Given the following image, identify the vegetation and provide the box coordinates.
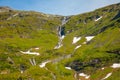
[0,3,120,80]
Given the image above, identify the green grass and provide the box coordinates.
[0,3,120,80]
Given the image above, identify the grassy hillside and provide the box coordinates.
[0,3,120,80]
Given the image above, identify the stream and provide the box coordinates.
[39,16,85,80]
[54,16,69,49]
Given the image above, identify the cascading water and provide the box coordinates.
[39,17,70,80]
[54,16,69,49]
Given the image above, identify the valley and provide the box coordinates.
[0,3,120,80]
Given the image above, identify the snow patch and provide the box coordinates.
[39,60,51,68]
[34,47,39,50]
[21,71,23,74]
[20,50,39,55]
[101,67,105,70]
[85,36,95,42]
[82,42,87,44]
[79,73,90,79]
[72,37,81,44]
[65,67,72,70]
[75,45,81,49]
[101,73,112,80]
[95,16,102,22]
[54,43,63,49]
[111,63,120,68]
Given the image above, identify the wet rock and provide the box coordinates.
[20,64,26,73]
[68,60,84,71]
[17,77,22,80]
[67,58,101,72]
[98,23,114,33]
[106,50,120,55]
[89,58,101,67]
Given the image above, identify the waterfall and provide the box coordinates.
[54,16,69,49]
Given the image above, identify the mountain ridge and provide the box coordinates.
[0,3,120,80]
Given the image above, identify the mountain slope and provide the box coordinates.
[0,3,120,80]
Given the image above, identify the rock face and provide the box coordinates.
[0,6,13,12]
[67,58,101,71]
[106,50,120,55]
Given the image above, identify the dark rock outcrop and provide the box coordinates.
[106,50,120,55]
[111,11,120,20]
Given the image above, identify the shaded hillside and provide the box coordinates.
[64,3,120,36]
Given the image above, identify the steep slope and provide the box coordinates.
[0,3,120,80]
[64,3,120,35]
[0,7,64,80]
[61,3,120,80]
[0,7,63,52]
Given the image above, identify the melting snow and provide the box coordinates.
[85,36,95,42]
[20,50,39,55]
[82,42,87,44]
[101,67,105,70]
[21,71,23,74]
[39,60,51,68]
[101,73,112,80]
[54,44,63,49]
[72,37,81,44]
[34,47,39,50]
[111,63,120,68]
[75,45,81,49]
[95,16,102,22]
[65,67,72,70]
[79,73,90,79]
